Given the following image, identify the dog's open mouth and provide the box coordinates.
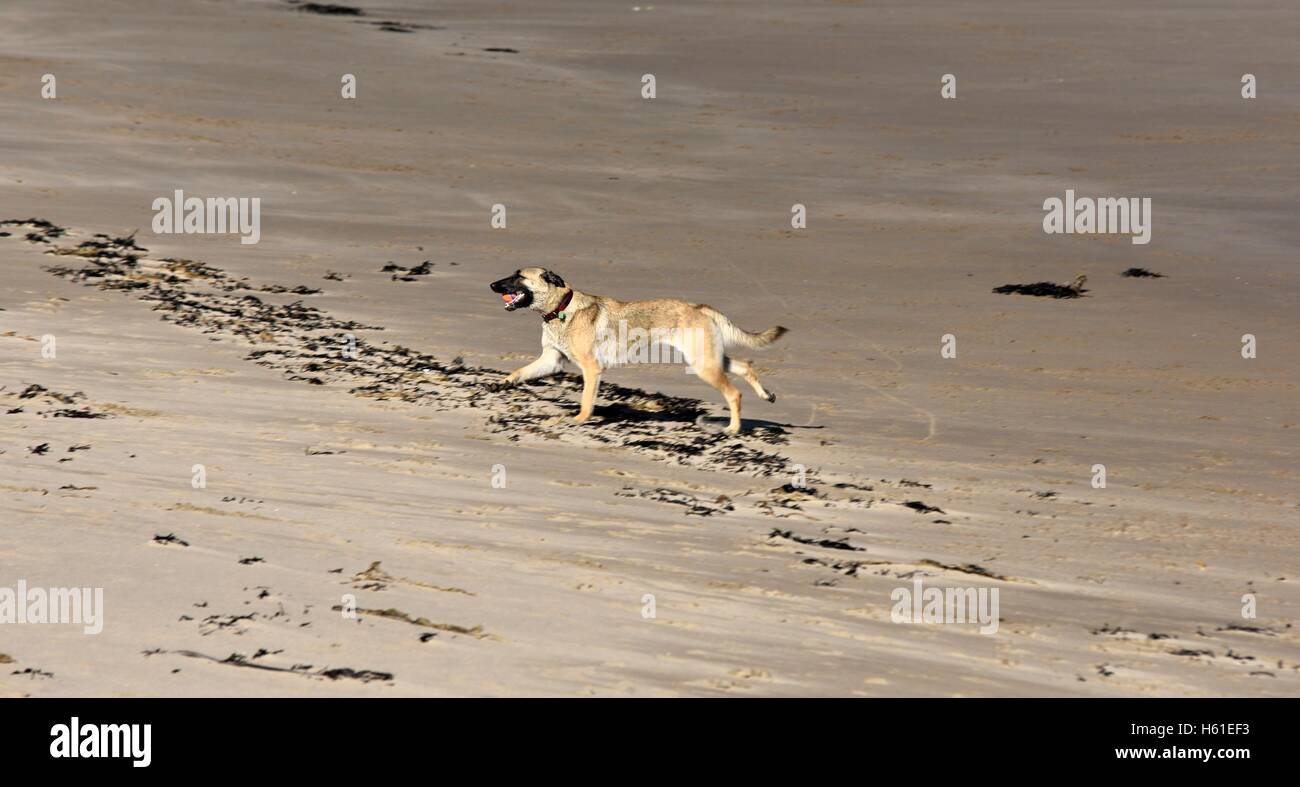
[490,274,533,311]
[501,290,530,311]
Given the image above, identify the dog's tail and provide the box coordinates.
[701,307,789,350]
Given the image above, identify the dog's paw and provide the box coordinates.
[763,391,777,403]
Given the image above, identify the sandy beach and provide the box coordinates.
[1,0,1297,696]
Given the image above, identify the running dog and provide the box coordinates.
[489,267,787,434]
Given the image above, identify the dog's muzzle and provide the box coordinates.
[490,275,532,311]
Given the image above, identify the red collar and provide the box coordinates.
[542,289,573,322]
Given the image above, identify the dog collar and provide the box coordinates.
[542,289,573,323]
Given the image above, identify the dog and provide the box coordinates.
[489,267,787,434]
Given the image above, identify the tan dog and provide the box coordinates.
[490,267,787,434]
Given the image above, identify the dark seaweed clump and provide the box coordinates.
[294,2,364,16]
[992,281,1086,299]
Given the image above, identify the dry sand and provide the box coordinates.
[1,0,1297,696]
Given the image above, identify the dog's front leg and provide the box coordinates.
[493,346,563,390]
[573,358,601,423]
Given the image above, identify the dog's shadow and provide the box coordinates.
[694,415,823,439]
[595,400,707,426]
[536,377,816,442]
[593,403,819,445]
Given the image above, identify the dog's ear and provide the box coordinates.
[541,270,566,289]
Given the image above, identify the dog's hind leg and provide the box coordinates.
[696,355,743,434]
[725,356,775,403]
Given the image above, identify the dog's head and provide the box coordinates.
[490,267,566,312]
